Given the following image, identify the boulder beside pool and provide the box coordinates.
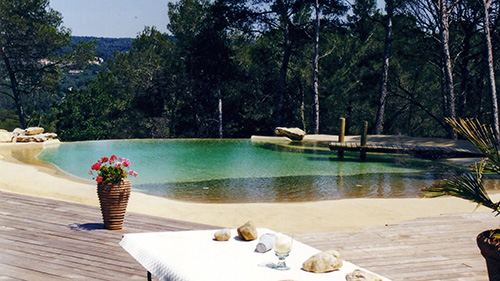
[274,127,306,141]
[25,127,44,135]
[0,127,57,143]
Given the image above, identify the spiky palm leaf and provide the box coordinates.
[446,117,500,172]
[423,160,500,215]
[422,118,500,215]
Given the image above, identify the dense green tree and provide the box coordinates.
[0,0,94,129]
[310,0,348,134]
[406,0,459,138]
[49,0,500,141]
[222,0,316,129]
[168,0,235,138]
[108,27,173,138]
[56,70,118,141]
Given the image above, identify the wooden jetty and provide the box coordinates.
[329,118,482,160]
[329,141,483,159]
[0,190,495,280]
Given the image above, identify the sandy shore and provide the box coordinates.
[1,138,499,234]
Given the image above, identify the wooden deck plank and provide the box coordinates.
[329,141,482,159]
[0,190,496,280]
[296,211,496,281]
[0,191,216,280]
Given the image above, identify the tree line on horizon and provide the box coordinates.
[1,0,500,141]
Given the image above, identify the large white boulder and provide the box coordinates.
[26,127,44,135]
[16,133,57,142]
[274,127,306,141]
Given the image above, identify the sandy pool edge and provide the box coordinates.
[1,140,499,234]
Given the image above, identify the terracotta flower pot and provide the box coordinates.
[477,229,500,281]
[97,179,131,230]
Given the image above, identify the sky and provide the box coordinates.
[50,0,386,38]
[49,0,174,38]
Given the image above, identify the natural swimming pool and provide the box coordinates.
[37,139,467,203]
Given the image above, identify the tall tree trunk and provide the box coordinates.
[217,75,223,139]
[0,41,27,128]
[312,0,320,134]
[375,0,393,135]
[483,0,500,139]
[439,0,457,139]
[300,79,307,132]
[275,0,291,129]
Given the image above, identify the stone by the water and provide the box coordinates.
[0,131,13,142]
[345,269,383,281]
[26,127,44,135]
[302,250,343,273]
[237,220,258,241]
[16,133,57,143]
[0,127,57,143]
[274,127,306,141]
[214,229,231,241]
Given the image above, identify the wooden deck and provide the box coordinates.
[1,190,497,280]
[297,211,497,281]
[0,191,216,280]
[329,141,483,159]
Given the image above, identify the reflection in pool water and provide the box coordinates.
[37,139,471,203]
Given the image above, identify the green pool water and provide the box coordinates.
[37,139,465,203]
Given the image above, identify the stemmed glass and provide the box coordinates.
[273,233,293,270]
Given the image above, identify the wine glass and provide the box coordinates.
[273,233,293,270]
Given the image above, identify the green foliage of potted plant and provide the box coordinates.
[423,118,500,281]
[90,155,138,230]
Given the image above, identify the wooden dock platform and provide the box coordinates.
[329,141,483,159]
[0,190,496,280]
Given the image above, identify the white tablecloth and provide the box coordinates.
[120,228,391,281]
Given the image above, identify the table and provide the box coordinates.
[120,228,391,281]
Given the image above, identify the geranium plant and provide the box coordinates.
[90,155,138,184]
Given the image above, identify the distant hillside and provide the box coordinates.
[72,36,134,61]
[57,37,133,93]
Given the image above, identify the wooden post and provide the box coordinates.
[360,121,368,161]
[338,117,345,159]
[339,118,345,143]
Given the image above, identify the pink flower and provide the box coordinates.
[91,162,102,171]
[90,155,138,183]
